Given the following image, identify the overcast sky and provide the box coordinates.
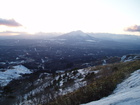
[0,0,140,35]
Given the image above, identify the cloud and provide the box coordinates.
[0,31,20,33]
[0,31,26,36]
[124,25,140,32]
[0,18,22,27]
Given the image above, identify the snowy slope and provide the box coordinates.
[82,69,140,105]
[121,55,140,62]
[0,65,32,87]
[16,68,100,105]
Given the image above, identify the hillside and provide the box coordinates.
[47,59,140,105]
[0,56,140,105]
[83,69,140,105]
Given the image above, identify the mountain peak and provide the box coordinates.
[70,30,84,34]
[56,30,95,41]
[67,30,86,36]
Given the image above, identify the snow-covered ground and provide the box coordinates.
[82,69,140,105]
[0,65,32,87]
[121,55,140,62]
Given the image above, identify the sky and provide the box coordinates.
[0,0,140,35]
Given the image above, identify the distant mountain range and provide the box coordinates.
[0,30,140,42]
[0,30,140,50]
[89,33,140,44]
[50,30,140,50]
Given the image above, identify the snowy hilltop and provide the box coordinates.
[83,69,140,105]
[0,65,32,87]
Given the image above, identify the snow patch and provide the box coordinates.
[90,70,99,74]
[0,65,32,87]
[121,55,127,62]
[102,60,107,65]
[86,40,96,42]
[121,55,140,62]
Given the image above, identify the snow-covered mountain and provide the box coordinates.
[83,69,140,105]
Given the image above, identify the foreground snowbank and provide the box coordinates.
[82,69,140,105]
[0,65,32,87]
